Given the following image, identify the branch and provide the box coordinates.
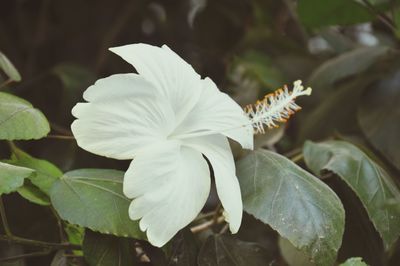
[190,216,225,234]
[361,0,397,32]
[46,134,75,140]
[0,250,51,262]
[0,235,81,250]
[50,207,67,242]
[192,211,217,223]
[50,122,73,136]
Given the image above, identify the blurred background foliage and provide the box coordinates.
[1,0,400,265]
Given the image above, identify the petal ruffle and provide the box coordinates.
[183,134,243,233]
[174,77,254,149]
[109,44,202,123]
[71,77,175,159]
[124,141,210,247]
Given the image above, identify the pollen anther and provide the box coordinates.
[245,80,312,134]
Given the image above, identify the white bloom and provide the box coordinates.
[71,43,254,247]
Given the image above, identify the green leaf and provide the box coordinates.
[17,182,51,206]
[4,146,62,205]
[7,146,62,195]
[357,71,400,170]
[50,169,145,240]
[0,92,50,140]
[167,229,199,266]
[64,223,84,247]
[303,140,400,249]
[0,51,21,82]
[298,0,373,28]
[339,257,368,266]
[197,235,273,266]
[0,162,34,195]
[308,46,389,96]
[82,230,135,266]
[64,223,84,256]
[236,150,345,266]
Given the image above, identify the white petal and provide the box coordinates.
[83,73,156,102]
[183,134,243,233]
[71,92,175,160]
[125,141,211,247]
[109,43,202,123]
[174,77,254,149]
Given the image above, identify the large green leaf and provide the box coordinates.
[50,169,145,239]
[303,140,400,249]
[298,0,373,28]
[357,71,400,170]
[82,230,135,266]
[0,51,21,82]
[0,162,34,195]
[0,92,50,140]
[236,150,345,266]
[197,235,273,266]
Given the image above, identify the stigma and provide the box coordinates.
[244,80,312,134]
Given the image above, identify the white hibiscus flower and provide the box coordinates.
[71,43,254,247]
[71,43,311,247]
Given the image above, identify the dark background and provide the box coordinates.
[1,0,400,265]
